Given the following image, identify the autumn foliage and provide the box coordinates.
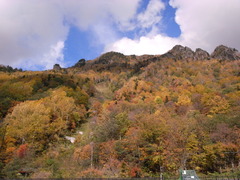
[16,144,28,158]
[0,57,240,178]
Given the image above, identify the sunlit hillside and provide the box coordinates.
[0,45,240,178]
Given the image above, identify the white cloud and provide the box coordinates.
[14,41,65,70]
[1,0,240,70]
[41,41,65,70]
[61,0,140,30]
[105,35,180,55]
[107,0,240,55]
[170,0,240,52]
[137,0,165,29]
[0,0,68,69]
[0,0,141,69]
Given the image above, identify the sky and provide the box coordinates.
[0,0,240,70]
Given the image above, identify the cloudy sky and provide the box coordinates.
[1,0,240,70]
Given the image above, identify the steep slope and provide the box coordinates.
[1,45,240,179]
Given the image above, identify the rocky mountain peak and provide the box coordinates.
[169,45,195,59]
[166,44,240,61]
[53,64,61,71]
[164,45,208,60]
[211,45,240,60]
[194,48,210,60]
[68,45,239,73]
[74,59,86,67]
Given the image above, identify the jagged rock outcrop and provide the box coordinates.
[53,64,61,71]
[162,45,210,60]
[69,45,239,73]
[74,59,86,67]
[166,45,195,60]
[194,48,210,60]
[211,45,240,60]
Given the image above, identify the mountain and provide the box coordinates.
[0,64,22,72]
[1,45,240,179]
[211,45,240,60]
[53,64,62,71]
[55,45,239,72]
[161,45,212,60]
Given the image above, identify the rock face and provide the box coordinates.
[68,45,239,72]
[211,45,240,60]
[74,59,86,67]
[167,45,195,60]
[165,44,240,61]
[194,48,210,60]
[162,45,210,60]
[53,64,61,71]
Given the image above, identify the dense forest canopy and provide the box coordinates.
[0,45,240,178]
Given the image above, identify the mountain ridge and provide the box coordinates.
[1,45,239,72]
[52,44,240,72]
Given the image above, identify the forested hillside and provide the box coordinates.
[0,45,240,178]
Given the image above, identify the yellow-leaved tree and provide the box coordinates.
[5,88,86,152]
[201,93,230,115]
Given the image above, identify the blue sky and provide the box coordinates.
[63,0,181,67]
[0,0,240,70]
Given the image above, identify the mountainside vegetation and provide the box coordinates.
[0,45,240,178]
